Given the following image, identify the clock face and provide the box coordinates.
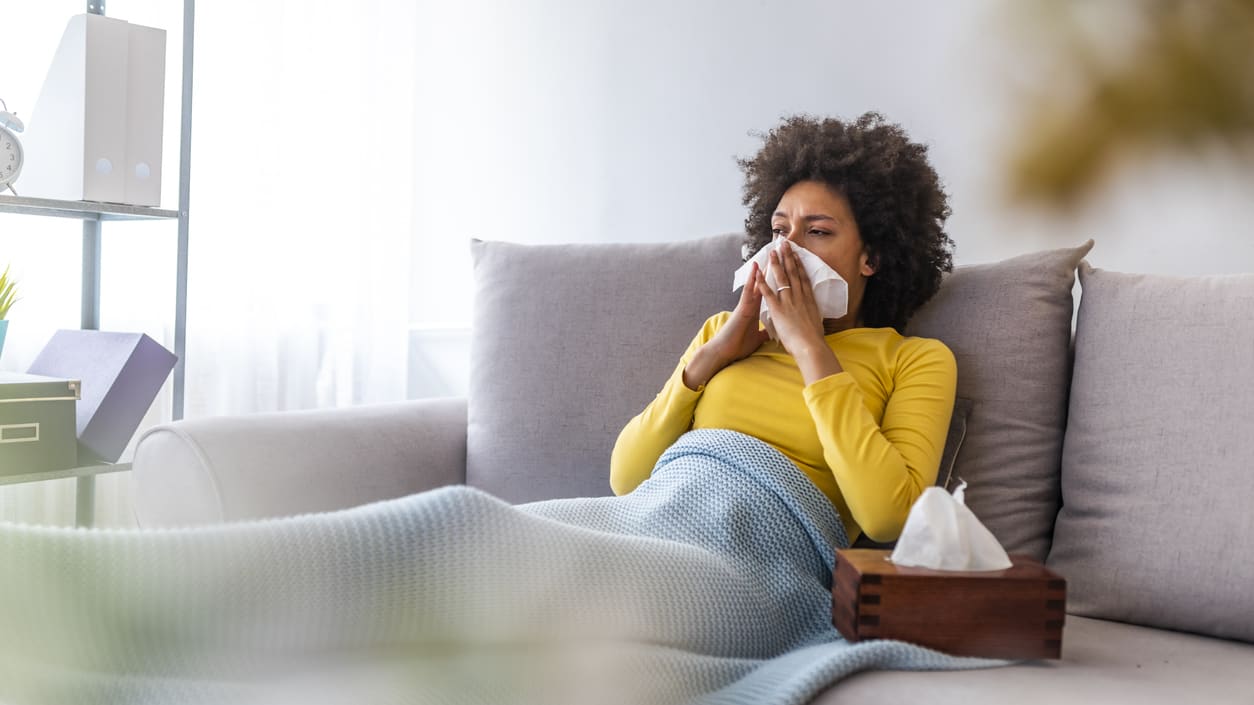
[1,127,22,187]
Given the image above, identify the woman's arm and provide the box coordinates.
[609,315,723,495]
[611,263,772,495]
[804,339,957,541]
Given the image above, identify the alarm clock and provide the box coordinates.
[0,98,25,195]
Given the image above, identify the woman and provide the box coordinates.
[610,112,957,545]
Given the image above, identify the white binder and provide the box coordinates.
[124,22,166,206]
[18,14,166,207]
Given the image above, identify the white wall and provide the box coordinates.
[410,0,1254,313]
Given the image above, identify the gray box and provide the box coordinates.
[0,372,81,476]
[27,330,177,463]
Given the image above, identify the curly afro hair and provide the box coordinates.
[739,112,954,332]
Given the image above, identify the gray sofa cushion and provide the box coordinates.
[467,235,743,502]
[905,241,1094,560]
[810,615,1254,705]
[1047,264,1254,643]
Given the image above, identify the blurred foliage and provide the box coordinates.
[0,264,18,319]
[1008,0,1254,208]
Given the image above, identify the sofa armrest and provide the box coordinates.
[132,397,467,527]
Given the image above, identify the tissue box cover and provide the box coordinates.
[0,373,81,476]
[832,548,1066,659]
[27,330,177,463]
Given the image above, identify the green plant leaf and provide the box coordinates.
[0,264,19,320]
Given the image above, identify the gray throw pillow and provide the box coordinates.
[1047,263,1254,643]
[905,241,1095,560]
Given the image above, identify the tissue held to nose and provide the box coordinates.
[889,481,1013,571]
[731,240,850,339]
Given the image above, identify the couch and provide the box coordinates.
[132,234,1254,704]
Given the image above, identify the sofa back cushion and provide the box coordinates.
[1047,263,1254,643]
[467,235,742,502]
[905,241,1093,560]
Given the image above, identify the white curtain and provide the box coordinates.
[186,0,415,415]
[0,0,417,526]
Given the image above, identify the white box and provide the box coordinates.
[18,14,166,207]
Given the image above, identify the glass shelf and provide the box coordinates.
[0,462,132,487]
[0,194,179,221]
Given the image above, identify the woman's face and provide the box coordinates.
[770,180,876,319]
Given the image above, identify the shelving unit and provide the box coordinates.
[0,0,194,527]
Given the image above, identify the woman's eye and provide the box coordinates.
[770,228,786,238]
[809,229,830,237]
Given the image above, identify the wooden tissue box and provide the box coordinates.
[832,549,1066,660]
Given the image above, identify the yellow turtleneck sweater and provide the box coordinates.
[610,311,957,543]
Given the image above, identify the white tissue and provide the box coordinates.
[889,481,1013,571]
[731,240,848,340]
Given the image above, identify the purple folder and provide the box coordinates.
[27,330,177,463]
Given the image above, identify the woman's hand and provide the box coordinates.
[681,261,770,390]
[757,240,842,384]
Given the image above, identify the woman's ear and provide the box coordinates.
[860,251,878,277]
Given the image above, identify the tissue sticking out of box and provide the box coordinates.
[889,481,1013,571]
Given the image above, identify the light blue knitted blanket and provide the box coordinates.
[0,429,1001,705]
